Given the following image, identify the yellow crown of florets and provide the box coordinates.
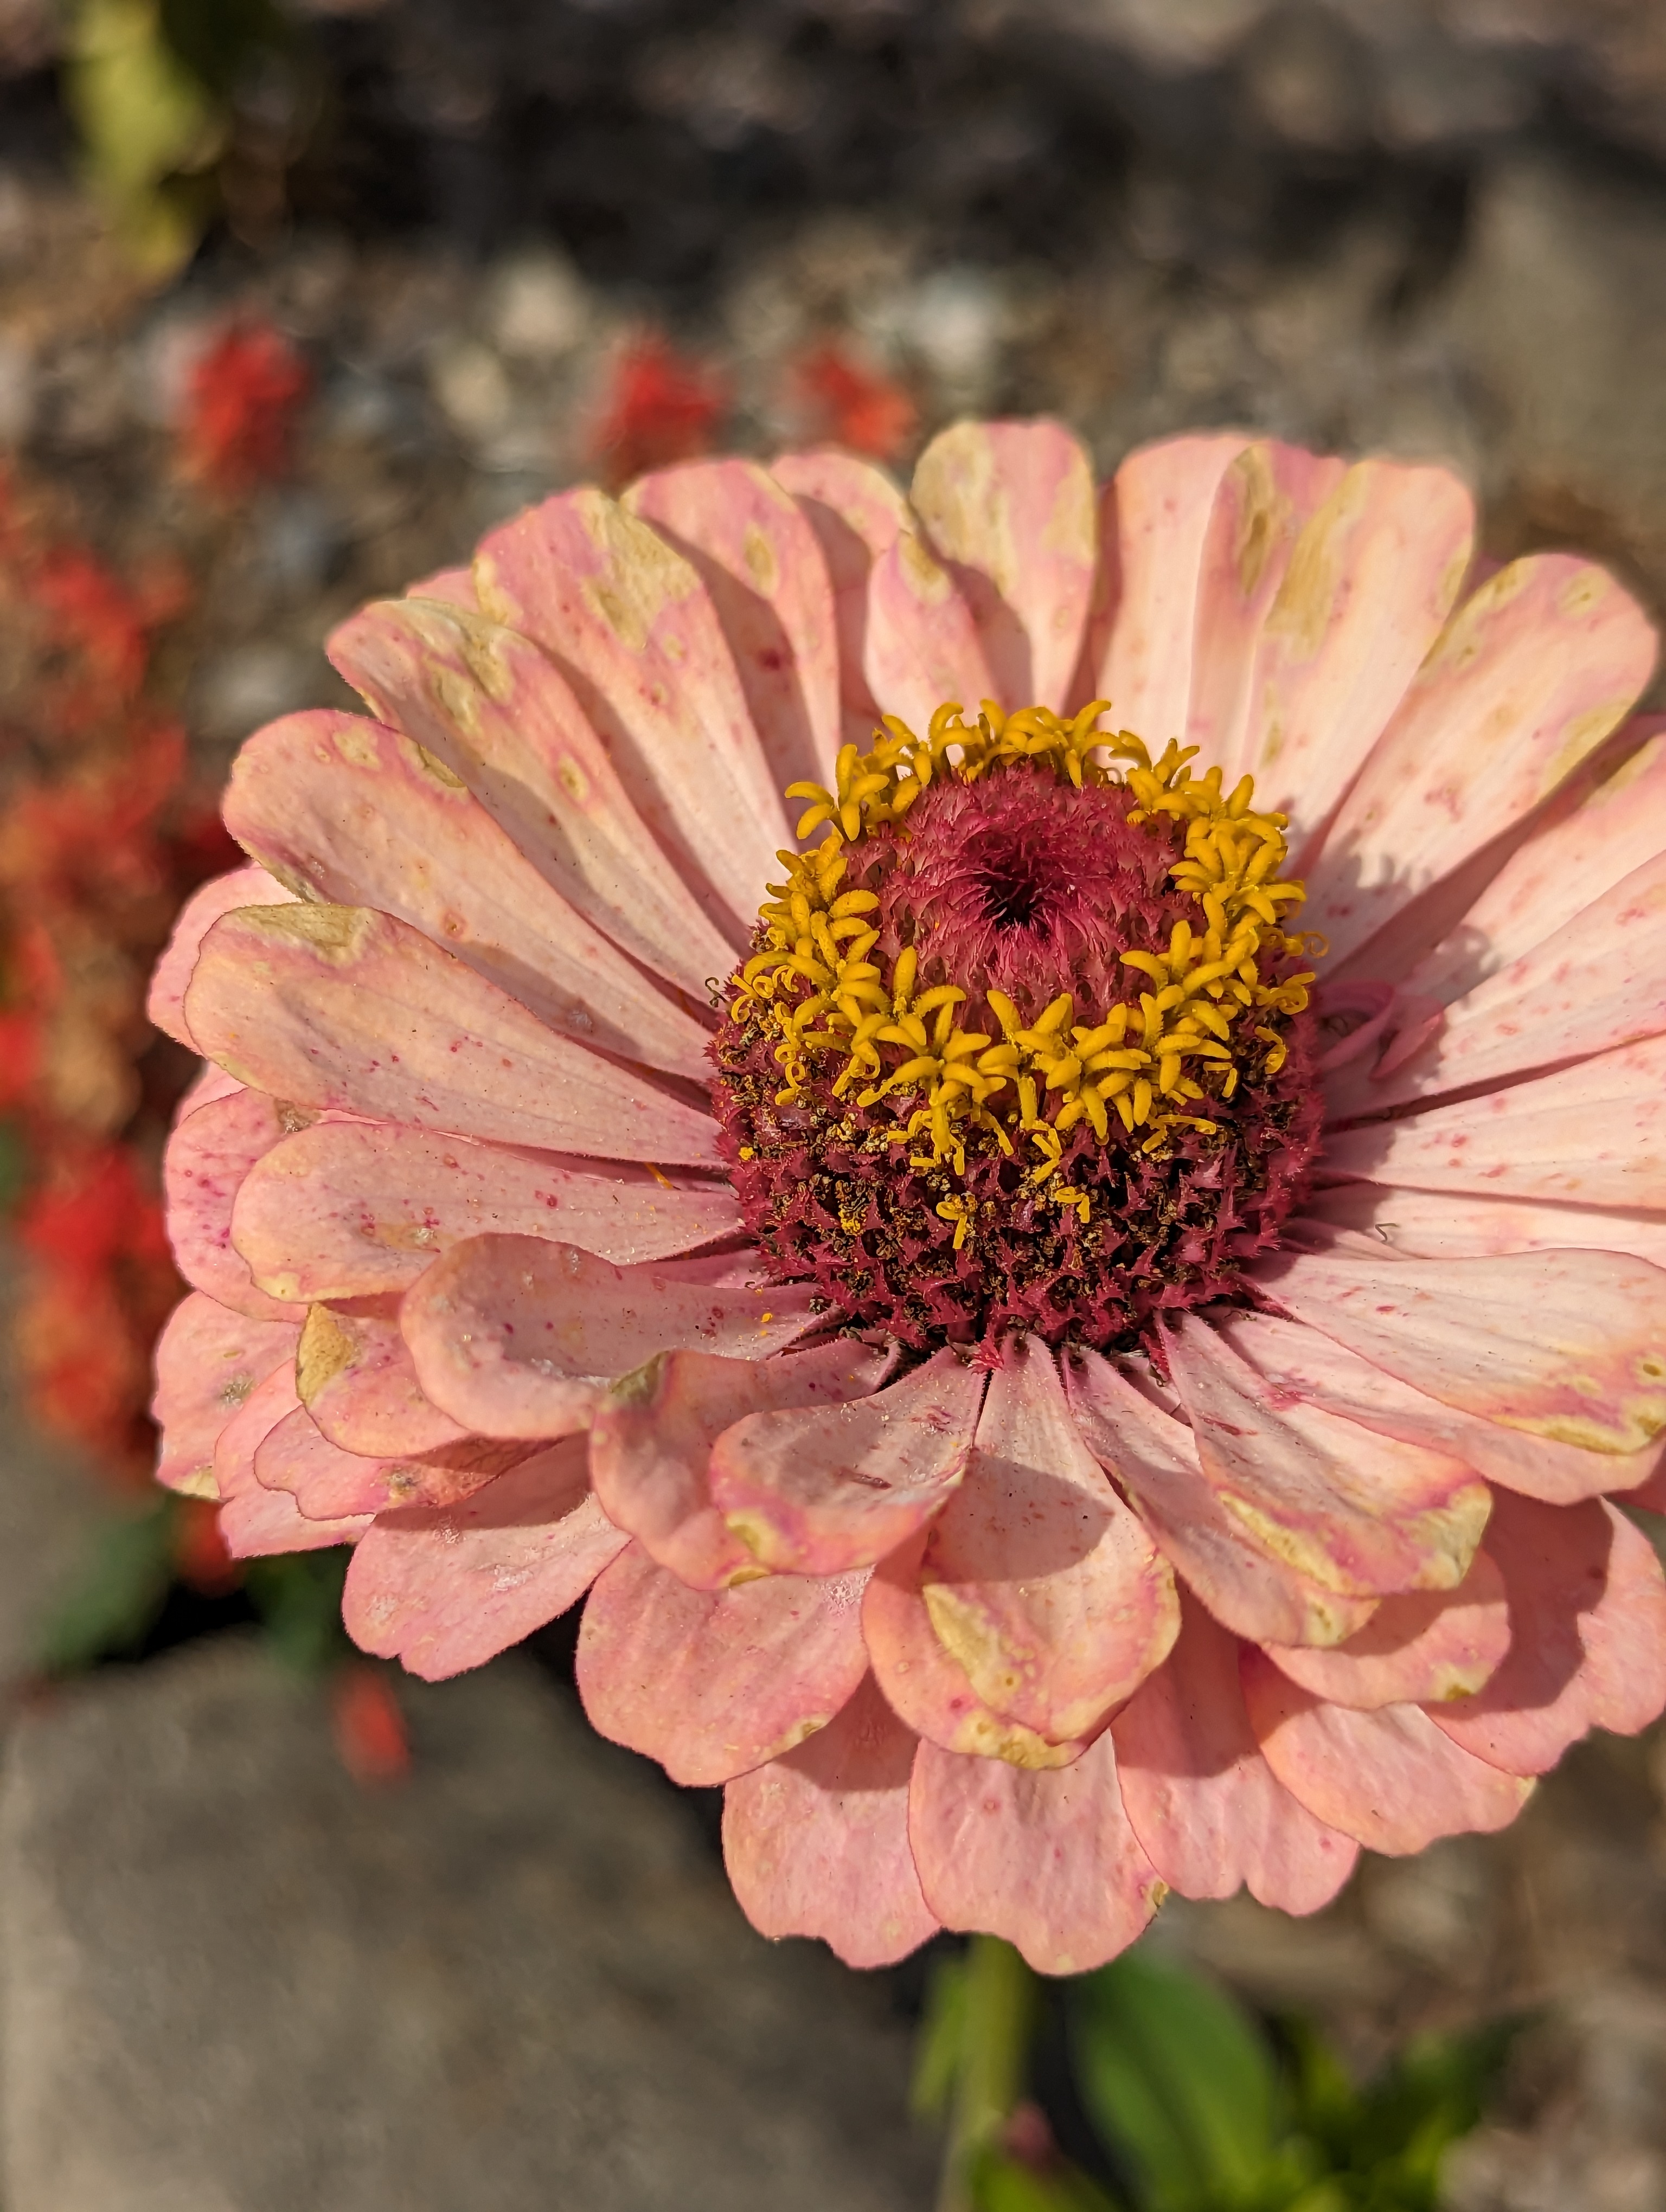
[728,702,1317,1227]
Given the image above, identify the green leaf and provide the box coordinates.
[36,1499,176,1674]
[241,1548,353,1676]
[974,2149,1124,2212]
[913,1949,970,2121]
[1069,1947,1279,2212]
[63,0,226,275]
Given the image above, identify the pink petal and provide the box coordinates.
[1164,1314,1490,1596]
[1263,1550,1509,1708]
[1341,845,1666,1114]
[225,709,712,1083]
[1221,1307,1659,1507]
[1111,1593,1358,1912]
[625,458,841,791]
[770,449,908,736]
[212,1362,371,1556]
[163,1086,306,1322]
[575,1542,870,1786]
[1186,440,1349,776]
[1298,1179,1666,1279]
[254,1404,521,1519]
[175,1062,246,1118]
[1065,1348,1378,1648]
[708,1348,986,1575]
[862,530,995,735]
[329,597,734,999]
[1306,555,1656,967]
[1397,716,1666,1010]
[721,1673,939,1968]
[1240,460,1477,854]
[863,1533,1091,1769]
[297,1300,471,1455]
[1241,1648,1533,1853]
[1428,1492,1666,1773]
[908,420,1097,711]
[151,1291,300,1497]
[588,1338,891,1589]
[1081,433,1249,750]
[908,1732,1165,1975]
[147,865,295,1049]
[400,1234,816,1440]
[1256,1237,1666,1457]
[343,1437,624,1679]
[406,565,476,607]
[185,903,721,1167]
[473,487,790,932]
[232,1121,740,1306]
[1322,1032,1666,1213]
[902,1340,1178,1742]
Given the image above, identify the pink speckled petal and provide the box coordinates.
[214,1363,370,1555]
[254,1404,521,1520]
[908,1731,1165,1976]
[163,1086,307,1322]
[909,420,1097,711]
[232,1122,739,1306]
[185,904,721,1168]
[771,448,909,739]
[1321,1033,1666,1212]
[152,1293,300,1498]
[1163,1314,1490,1597]
[473,487,790,931]
[862,529,996,735]
[721,1672,938,1967]
[1220,1308,1660,1507]
[1082,433,1249,747]
[297,1301,470,1456]
[405,564,476,607]
[863,1533,1091,1769]
[1239,460,1476,854]
[1307,556,1656,967]
[900,1340,1178,1742]
[225,709,712,1083]
[1186,440,1349,776]
[575,1543,870,1786]
[147,864,296,1049]
[343,1437,624,1679]
[1241,1649,1533,1854]
[1299,1181,1666,1287]
[1065,1348,1377,1649]
[708,1349,986,1576]
[1111,1592,1358,1913]
[1264,1550,1509,1709]
[589,1339,892,1590]
[329,597,734,998]
[401,1234,815,1441]
[1428,1493,1666,1774]
[1399,718,1666,1010]
[625,458,841,791]
[1343,845,1666,1113]
[1255,1238,1666,1457]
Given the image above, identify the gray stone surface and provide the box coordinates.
[0,1640,934,2212]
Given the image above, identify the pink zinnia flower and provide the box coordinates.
[150,422,1666,1975]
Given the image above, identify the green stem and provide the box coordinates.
[937,1935,1038,2212]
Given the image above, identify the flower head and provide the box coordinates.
[151,421,1666,1974]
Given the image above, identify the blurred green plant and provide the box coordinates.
[62,0,308,276]
[36,1490,353,1677]
[917,1935,1517,2212]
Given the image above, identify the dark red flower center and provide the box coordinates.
[710,709,1324,1356]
